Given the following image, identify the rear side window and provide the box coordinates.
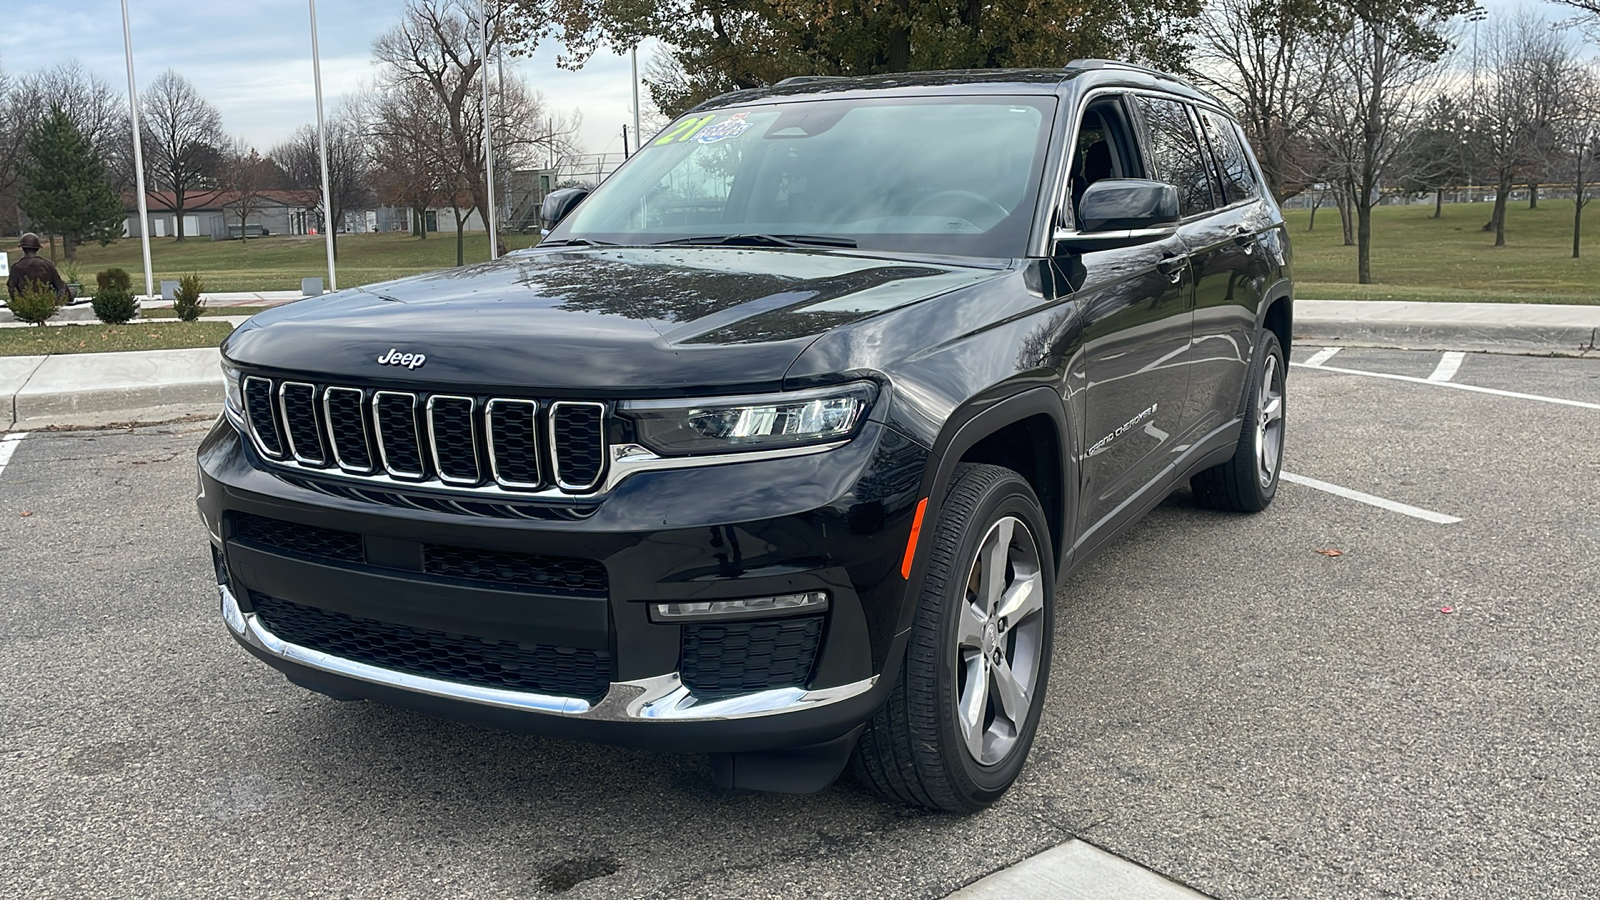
[1198,109,1260,203]
[1136,96,1218,218]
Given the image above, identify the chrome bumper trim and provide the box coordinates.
[220,585,875,723]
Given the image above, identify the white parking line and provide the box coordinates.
[1291,362,1600,411]
[1303,347,1342,367]
[1428,351,1466,382]
[1281,472,1462,525]
[0,432,28,480]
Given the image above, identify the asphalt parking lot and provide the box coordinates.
[3,346,1599,899]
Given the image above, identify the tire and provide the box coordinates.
[851,463,1055,813]
[1191,329,1285,513]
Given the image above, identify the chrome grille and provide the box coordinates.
[324,387,374,473]
[550,401,606,491]
[373,391,425,479]
[487,399,540,488]
[279,382,326,465]
[239,375,609,496]
[243,377,284,459]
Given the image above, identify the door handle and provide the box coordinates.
[1233,227,1256,254]
[1156,253,1186,283]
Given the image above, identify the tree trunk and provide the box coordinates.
[1491,175,1511,246]
[412,204,427,239]
[1528,182,1538,209]
[174,194,187,241]
[64,234,78,262]
[454,208,466,266]
[1434,189,1443,219]
[1357,201,1373,284]
[1335,190,1354,246]
[1576,189,1586,260]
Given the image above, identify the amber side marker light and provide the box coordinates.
[901,498,928,579]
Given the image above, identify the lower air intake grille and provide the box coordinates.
[231,512,364,563]
[679,616,824,698]
[423,544,608,595]
[250,592,613,699]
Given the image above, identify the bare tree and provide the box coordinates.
[141,69,225,241]
[1309,1,1463,284]
[1470,15,1578,246]
[0,59,23,231]
[372,0,580,249]
[1193,0,1340,202]
[365,82,453,242]
[14,61,135,192]
[1563,66,1600,258]
[271,109,373,258]
[217,137,276,243]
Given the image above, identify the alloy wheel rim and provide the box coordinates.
[1256,353,1285,488]
[954,515,1045,767]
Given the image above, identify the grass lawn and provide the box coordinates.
[0,322,235,356]
[32,231,543,294]
[1285,197,1599,304]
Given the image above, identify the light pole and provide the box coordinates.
[481,0,499,260]
[1466,5,1487,208]
[631,45,642,151]
[119,0,154,300]
[309,0,338,291]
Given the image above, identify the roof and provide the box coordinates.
[129,189,320,213]
[691,62,1223,115]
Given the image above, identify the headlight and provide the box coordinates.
[620,382,876,456]
[221,363,243,418]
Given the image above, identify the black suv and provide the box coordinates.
[198,60,1292,812]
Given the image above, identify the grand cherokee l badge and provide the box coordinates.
[376,348,427,370]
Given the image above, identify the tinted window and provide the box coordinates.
[1136,96,1217,217]
[552,97,1056,259]
[1198,109,1260,203]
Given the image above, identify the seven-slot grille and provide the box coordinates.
[240,376,608,494]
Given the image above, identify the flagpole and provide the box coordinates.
[309,0,338,290]
[481,0,499,260]
[119,0,154,301]
[631,45,641,149]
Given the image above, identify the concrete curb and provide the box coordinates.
[1295,300,1600,357]
[5,348,222,431]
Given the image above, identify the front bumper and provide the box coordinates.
[199,416,927,753]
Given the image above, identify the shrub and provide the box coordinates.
[8,281,60,326]
[172,272,205,321]
[92,268,139,324]
[96,267,133,295]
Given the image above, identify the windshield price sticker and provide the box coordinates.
[654,114,717,146]
[694,112,752,143]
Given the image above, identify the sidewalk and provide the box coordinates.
[1,298,1597,431]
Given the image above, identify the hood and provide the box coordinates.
[223,246,1003,395]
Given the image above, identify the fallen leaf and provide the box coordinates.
[19,511,33,517]
[1439,606,1456,614]
[1315,548,1344,557]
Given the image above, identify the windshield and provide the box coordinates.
[550,95,1056,259]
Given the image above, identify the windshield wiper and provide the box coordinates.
[657,233,858,249]
[538,237,617,247]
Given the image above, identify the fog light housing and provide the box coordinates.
[651,591,829,623]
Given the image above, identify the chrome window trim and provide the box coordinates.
[221,583,876,722]
[277,381,327,466]
[322,386,376,474]
[242,376,286,460]
[485,398,543,490]
[426,394,481,485]
[372,390,427,481]
[548,400,608,492]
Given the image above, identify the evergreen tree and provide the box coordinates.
[18,106,125,261]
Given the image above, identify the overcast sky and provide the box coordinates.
[0,0,1584,162]
[0,0,654,158]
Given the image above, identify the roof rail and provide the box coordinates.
[774,75,850,87]
[1065,59,1168,78]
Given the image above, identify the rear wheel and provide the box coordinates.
[851,463,1054,812]
[1191,329,1285,512]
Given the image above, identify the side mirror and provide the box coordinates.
[1055,179,1180,253]
[540,188,590,231]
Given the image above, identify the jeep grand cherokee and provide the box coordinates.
[197,60,1292,812]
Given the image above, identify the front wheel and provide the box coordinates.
[851,463,1055,812]
[1191,329,1285,512]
